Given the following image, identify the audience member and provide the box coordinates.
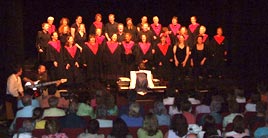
[42,119,68,138]
[120,102,143,127]
[165,114,188,138]
[223,101,242,128]
[137,113,163,138]
[12,119,34,138]
[224,115,250,138]
[245,92,260,112]
[254,117,268,138]
[181,100,196,124]
[43,96,66,117]
[32,107,46,129]
[96,104,113,128]
[153,101,170,126]
[78,119,104,138]
[76,92,95,119]
[107,118,133,138]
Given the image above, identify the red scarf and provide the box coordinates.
[48,25,55,34]
[96,35,105,45]
[93,21,103,29]
[169,24,181,35]
[158,43,169,56]
[151,23,162,36]
[189,23,200,33]
[85,42,98,55]
[202,34,208,43]
[214,35,225,45]
[139,42,151,55]
[122,41,134,54]
[48,40,61,53]
[65,45,77,58]
[107,41,118,54]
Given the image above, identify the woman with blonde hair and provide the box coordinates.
[137,113,163,138]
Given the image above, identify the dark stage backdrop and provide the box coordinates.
[1,0,268,90]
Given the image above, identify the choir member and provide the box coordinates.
[102,33,124,81]
[168,16,181,45]
[82,35,103,82]
[47,32,63,80]
[137,16,148,32]
[178,27,190,48]
[89,13,104,35]
[36,23,51,66]
[209,27,228,78]
[58,25,70,47]
[150,16,162,43]
[188,16,200,49]
[63,36,84,85]
[138,23,154,43]
[136,34,155,70]
[191,36,208,79]
[125,17,138,42]
[121,33,137,76]
[71,16,83,37]
[95,28,105,45]
[74,23,87,47]
[104,14,119,41]
[47,16,56,35]
[154,35,174,80]
[173,35,190,80]
[58,17,70,34]
[196,25,209,46]
[160,27,172,46]
[117,23,125,43]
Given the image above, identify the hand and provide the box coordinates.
[107,38,111,41]
[159,62,162,66]
[200,60,205,66]
[75,62,79,68]
[153,36,157,40]
[66,64,70,70]
[175,60,179,67]
[53,61,58,67]
[152,49,155,54]
[191,60,194,67]
[38,49,43,53]
[83,64,87,67]
[169,59,173,62]
[143,60,148,63]
[182,61,186,67]
[224,51,227,56]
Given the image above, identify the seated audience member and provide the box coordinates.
[42,119,68,138]
[119,98,145,117]
[96,104,113,128]
[40,86,69,109]
[32,107,46,129]
[195,94,211,115]
[60,100,86,128]
[208,100,223,125]
[129,62,154,95]
[223,101,242,128]
[181,100,196,124]
[257,83,268,104]
[78,119,104,138]
[198,115,221,138]
[168,93,187,116]
[245,92,261,112]
[188,91,201,105]
[105,93,118,116]
[247,102,266,130]
[153,101,170,126]
[120,102,143,127]
[76,92,95,119]
[137,113,163,138]
[17,89,40,109]
[12,119,34,138]
[107,118,133,138]
[224,115,250,138]
[254,117,268,138]
[234,88,246,103]
[164,114,188,138]
[43,96,66,117]
[9,95,35,132]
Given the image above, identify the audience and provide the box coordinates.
[121,102,143,127]
[198,115,221,138]
[153,101,170,126]
[222,101,242,128]
[32,107,46,129]
[105,93,118,116]
[42,119,68,138]
[76,92,95,118]
[78,119,104,138]
[107,118,133,138]
[137,113,163,138]
[181,100,196,124]
[224,115,250,138]
[12,119,34,138]
[254,117,268,138]
[245,92,260,112]
[165,114,188,138]
[96,104,113,128]
[43,96,66,117]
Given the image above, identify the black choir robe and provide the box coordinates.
[36,30,51,63]
[137,30,154,44]
[124,26,138,42]
[102,41,124,81]
[168,23,181,46]
[150,23,163,44]
[135,42,154,69]
[154,42,174,80]
[82,42,103,81]
[188,23,200,49]
[63,45,84,84]
[47,40,63,80]
[121,41,137,77]
[74,32,87,47]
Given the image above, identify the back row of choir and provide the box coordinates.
[36,14,228,85]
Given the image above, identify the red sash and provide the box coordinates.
[96,35,105,45]
[65,45,77,58]
[122,41,134,54]
[158,43,169,56]
[151,24,162,36]
[169,24,181,35]
[214,35,225,45]
[85,42,98,55]
[93,21,103,29]
[202,34,208,43]
[107,41,118,54]
[48,40,61,53]
[139,42,151,55]
[189,23,200,33]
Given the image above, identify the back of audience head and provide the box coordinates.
[87,119,99,134]
[32,107,44,121]
[201,94,212,106]
[256,102,266,114]
[18,119,34,133]
[48,96,59,108]
[210,101,222,113]
[181,100,192,112]
[45,119,60,134]
[153,101,167,115]
[22,95,32,107]
[228,101,239,113]
[233,115,245,134]
[143,113,159,136]
[104,93,115,110]
[234,87,245,98]
[68,100,78,114]
[250,92,261,104]
[129,102,140,117]
[96,104,107,119]
[170,114,188,137]
[203,115,218,134]
[110,118,129,138]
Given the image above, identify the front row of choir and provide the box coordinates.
[39,26,228,86]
